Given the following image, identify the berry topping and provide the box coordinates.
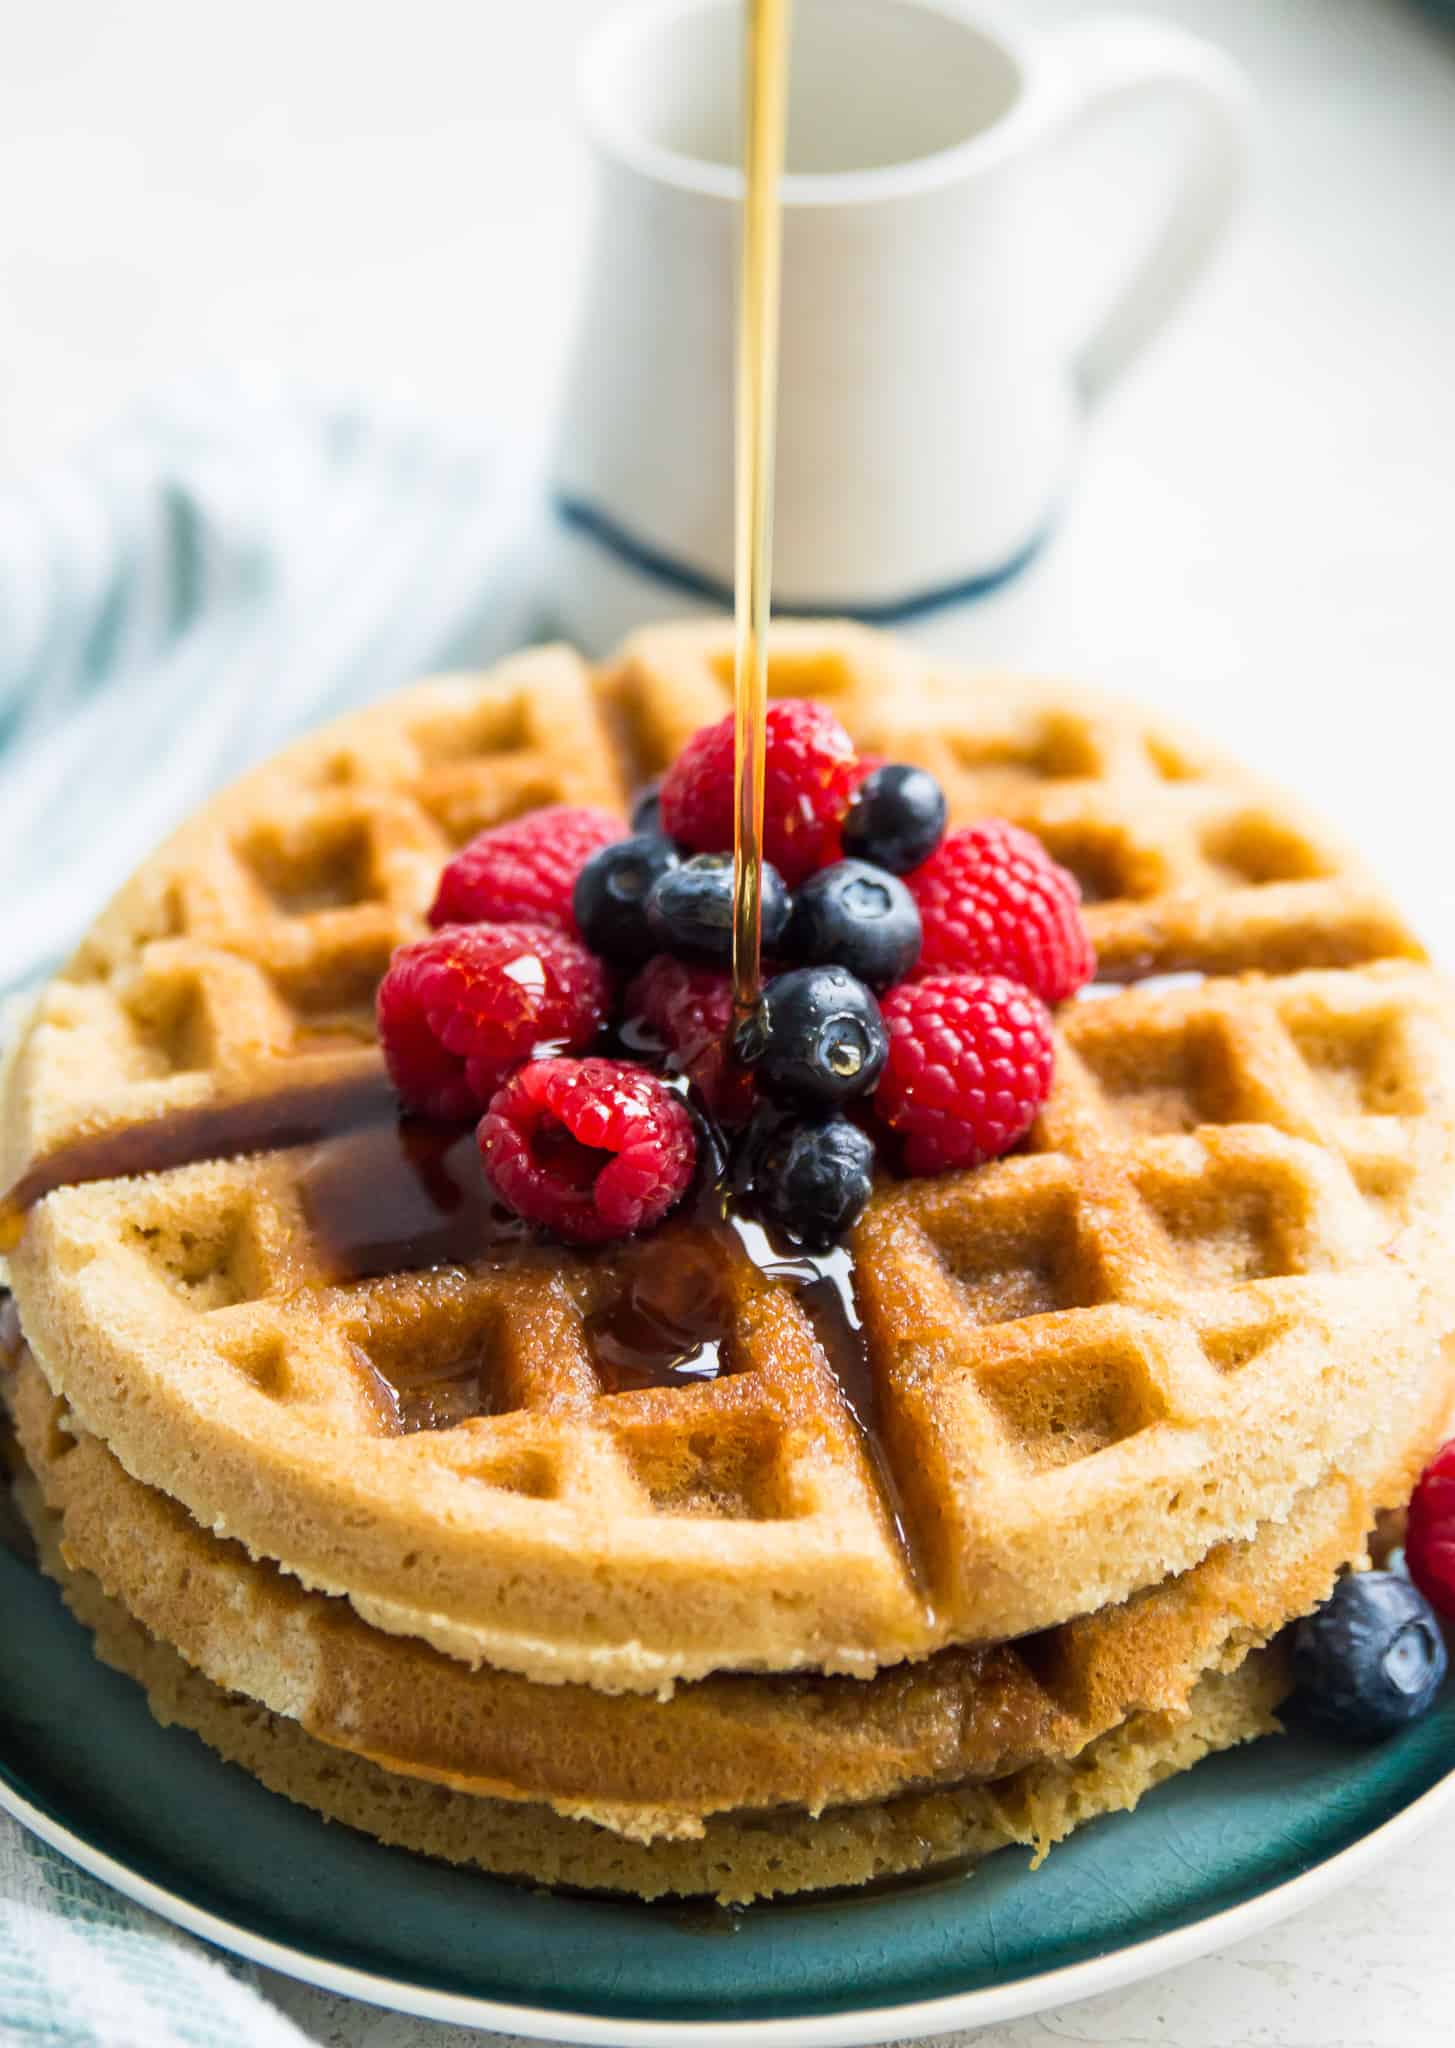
[1290,1570,1448,1740]
[429,805,625,936]
[377,699,1104,1250]
[624,954,750,1123]
[740,1108,875,1252]
[572,833,680,967]
[839,763,947,874]
[875,973,1053,1174]
[646,852,790,964]
[907,820,1095,1003]
[377,923,607,1120]
[1406,1439,1455,1619]
[735,966,888,1107]
[659,699,861,886]
[478,1057,697,1244]
[785,859,921,988]
[630,779,665,837]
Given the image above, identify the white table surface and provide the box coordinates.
[2,1,1453,2042]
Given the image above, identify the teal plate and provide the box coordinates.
[2,1547,1452,2046]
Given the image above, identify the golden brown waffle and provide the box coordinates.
[4,621,1454,1690]
[19,1471,1288,1903]
[6,1334,1441,1840]
[607,623,1421,980]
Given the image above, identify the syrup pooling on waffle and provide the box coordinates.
[4,623,1455,1690]
[0,1055,915,1569]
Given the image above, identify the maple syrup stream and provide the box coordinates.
[730,0,789,1023]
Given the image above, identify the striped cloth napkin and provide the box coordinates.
[0,374,549,2043]
[1,1825,310,2048]
[0,370,550,994]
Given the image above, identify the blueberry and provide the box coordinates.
[785,859,921,987]
[1290,1570,1448,1739]
[631,779,664,837]
[572,834,679,965]
[840,764,947,874]
[646,853,789,964]
[734,966,887,1105]
[740,1108,876,1251]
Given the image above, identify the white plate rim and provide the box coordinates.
[3,1755,1454,2046]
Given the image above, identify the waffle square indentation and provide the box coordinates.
[616,1418,789,1520]
[972,1331,1169,1473]
[122,970,213,1077]
[708,645,859,704]
[1025,819,1165,906]
[342,1286,514,1433]
[1287,1010,1425,1120]
[1201,810,1330,889]
[239,815,377,917]
[1073,1014,1251,1137]
[921,1180,1108,1327]
[947,712,1102,782]
[123,1201,272,1312]
[408,692,533,766]
[268,942,394,1055]
[1139,1162,1306,1287]
[220,1331,291,1398]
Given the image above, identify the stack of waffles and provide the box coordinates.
[2,621,1453,1903]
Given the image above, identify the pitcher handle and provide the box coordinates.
[1045,16,1251,405]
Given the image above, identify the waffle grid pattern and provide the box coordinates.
[4,622,1454,1688]
[852,959,1452,1636]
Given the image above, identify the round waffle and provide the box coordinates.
[4,622,1454,1691]
[6,1335,1441,1839]
[19,1473,1288,1903]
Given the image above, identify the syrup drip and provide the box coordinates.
[0,1067,399,1254]
[586,1228,739,1393]
[296,1115,530,1280]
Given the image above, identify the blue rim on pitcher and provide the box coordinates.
[553,493,1055,623]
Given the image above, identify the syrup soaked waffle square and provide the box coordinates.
[17,1147,926,1683]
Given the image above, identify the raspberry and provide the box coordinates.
[1406,1439,1455,1619]
[874,973,1054,1174]
[429,805,625,935]
[907,820,1095,1003]
[659,699,860,886]
[625,954,751,1123]
[479,1058,697,1243]
[377,923,607,1120]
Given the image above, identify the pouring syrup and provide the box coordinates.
[730,0,791,1024]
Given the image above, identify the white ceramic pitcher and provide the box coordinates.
[551,0,1249,647]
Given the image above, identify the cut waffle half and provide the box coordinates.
[4,621,1455,1690]
[5,1332,1445,1838]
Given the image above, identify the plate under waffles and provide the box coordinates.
[2,619,1454,1900]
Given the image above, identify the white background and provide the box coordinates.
[2,1,1453,2043]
